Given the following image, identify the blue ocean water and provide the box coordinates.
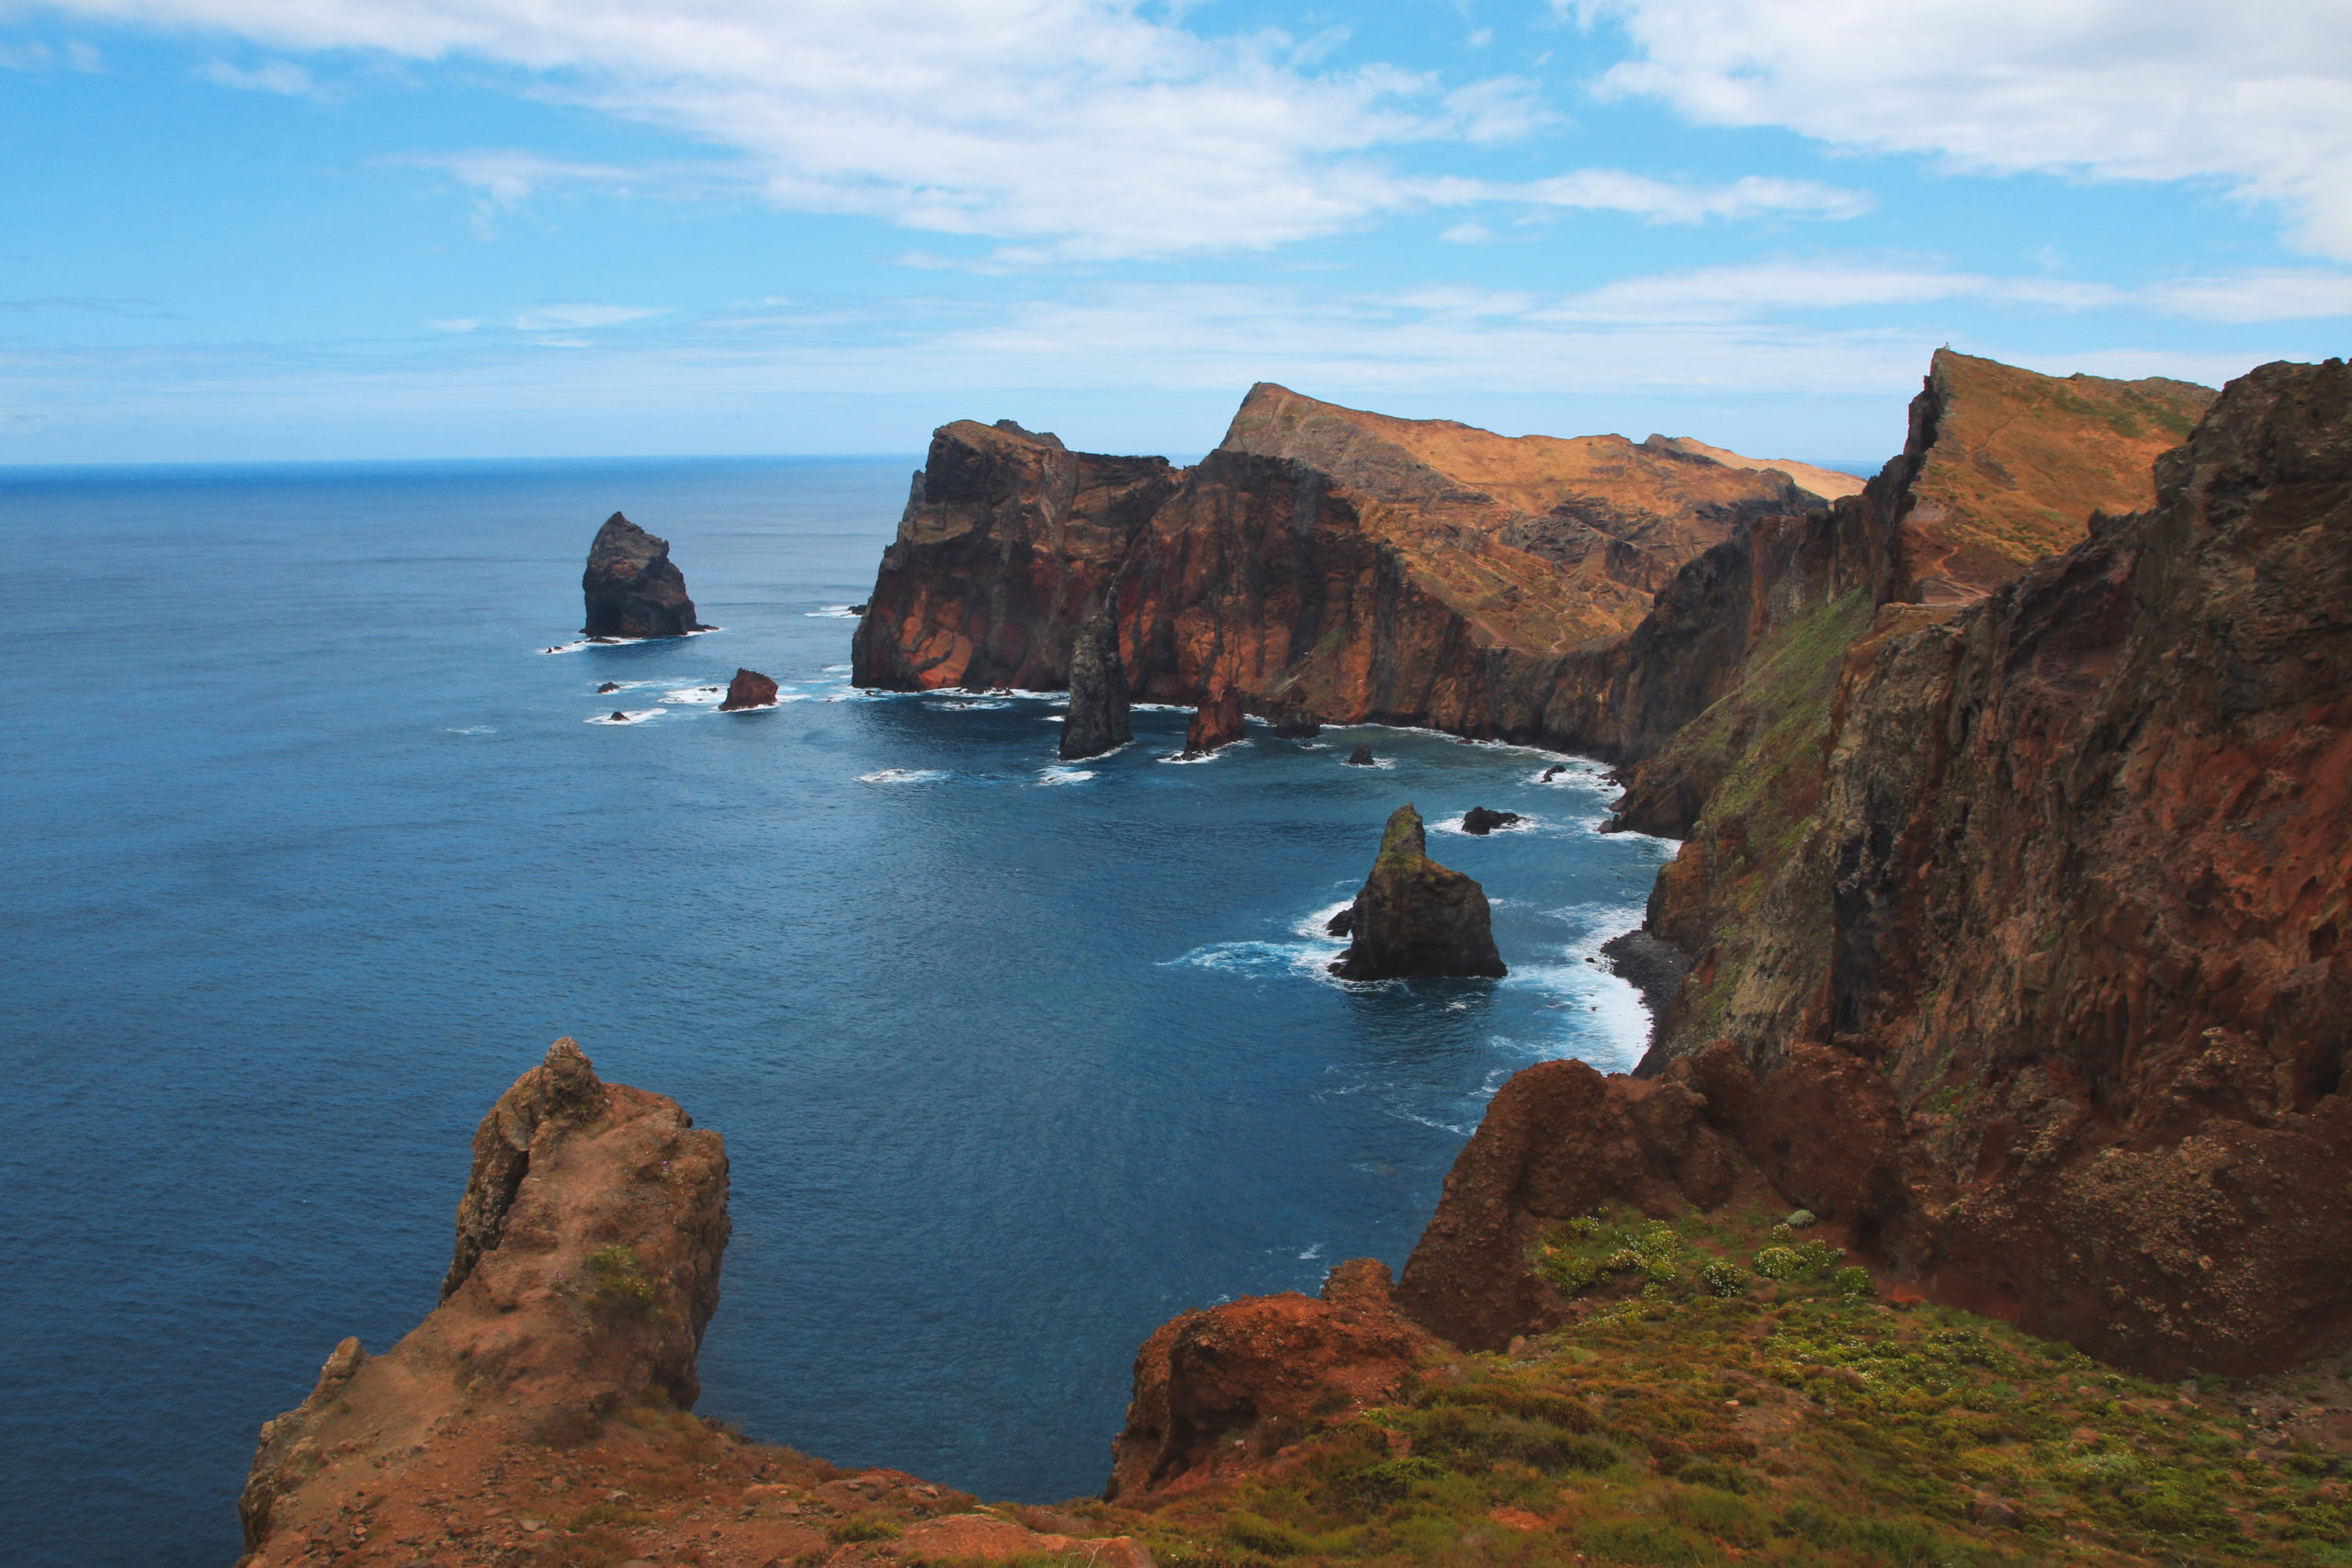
[0,457,1674,1567]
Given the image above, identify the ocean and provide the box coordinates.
[0,457,1674,1567]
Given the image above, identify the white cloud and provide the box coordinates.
[1440,221,1493,244]
[1570,0,2352,258]
[1518,170,1869,222]
[513,303,663,331]
[198,57,318,95]
[42,0,1858,259]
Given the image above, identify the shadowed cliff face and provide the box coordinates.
[852,387,1814,744]
[1404,359,2346,1379]
[582,513,707,638]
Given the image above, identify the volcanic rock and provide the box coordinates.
[1345,744,1375,766]
[1329,805,1505,980]
[597,682,620,694]
[1598,928,1692,1010]
[1460,806,1521,835]
[582,513,707,638]
[1326,908,1353,937]
[1272,705,1323,739]
[1060,595,1133,760]
[718,667,780,711]
[241,1040,729,1555]
[1541,764,1565,781]
[1182,690,1245,756]
[1107,1258,1438,1503]
[608,710,628,722]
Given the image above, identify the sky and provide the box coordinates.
[4,0,2348,465]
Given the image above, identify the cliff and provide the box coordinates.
[582,513,707,638]
[854,386,1820,748]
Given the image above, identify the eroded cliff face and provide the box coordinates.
[241,1039,729,1558]
[854,386,1817,747]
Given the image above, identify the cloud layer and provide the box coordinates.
[60,0,1871,257]
[1574,0,2352,258]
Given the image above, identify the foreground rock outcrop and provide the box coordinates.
[582,512,707,638]
[241,1039,729,1557]
[718,667,779,710]
[1107,1259,1437,1504]
[1330,806,1505,980]
[1061,595,1133,759]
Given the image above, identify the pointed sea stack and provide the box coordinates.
[1060,597,1132,760]
[1330,805,1505,979]
[582,512,707,638]
[718,668,779,711]
[1182,691,1245,757]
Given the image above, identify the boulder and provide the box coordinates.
[1329,805,1506,980]
[582,513,707,638]
[1060,597,1133,760]
[1460,806,1521,835]
[1345,744,1375,766]
[1182,691,1245,756]
[718,668,780,711]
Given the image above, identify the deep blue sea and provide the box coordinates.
[0,457,1675,1567]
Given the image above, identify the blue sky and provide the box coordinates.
[5,0,2348,464]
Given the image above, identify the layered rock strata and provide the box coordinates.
[1060,595,1133,760]
[718,667,779,710]
[1330,805,1505,980]
[853,386,1816,746]
[582,513,707,638]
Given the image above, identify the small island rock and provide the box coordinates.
[1060,597,1132,761]
[1345,744,1375,766]
[597,682,621,694]
[718,668,779,711]
[1182,690,1245,756]
[582,512,707,639]
[1461,806,1521,835]
[1329,805,1506,980]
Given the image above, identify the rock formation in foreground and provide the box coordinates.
[1330,805,1505,979]
[1060,595,1133,760]
[242,1039,729,1556]
[718,667,779,710]
[1181,690,1244,756]
[236,1043,1158,1568]
[582,512,707,638]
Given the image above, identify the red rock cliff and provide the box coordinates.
[853,387,1818,747]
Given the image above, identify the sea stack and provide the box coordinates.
[1345,744,1375,766]
[718,668,779,711]
[1330,805,1506,979]
[582,512,707,638]
[1182,691,1245,756]
[1060,597,1132,760]
[1461,806,1521,835]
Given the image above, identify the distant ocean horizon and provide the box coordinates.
[5,456,1676,1567]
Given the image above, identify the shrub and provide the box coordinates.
[1701,1261,1748,1298]
[828,1517,901,1543]
[1834,1266,1874,1297]
[1783,1209,1817,1229]
[585,1245,658,1316]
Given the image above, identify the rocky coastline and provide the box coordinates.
[232,354,2348,1564]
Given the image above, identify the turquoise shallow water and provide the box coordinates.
[0,457,1674,1566]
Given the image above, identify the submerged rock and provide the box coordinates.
[1345,744,1375,766]
[718,668,780,711]
[1060,596,1133,761]
[1330,805,1506,980]
[1182,691,1245,756]
[582,512,707,639]
[1461,806,1521,835]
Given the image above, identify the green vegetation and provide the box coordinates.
[585,1244,659,1317]
[829,1515,904,1543]
[1127,1205,2351,1567]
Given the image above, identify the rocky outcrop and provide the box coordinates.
[1330,806,1505,980]
[1425,359,2347,1378]
[854,386,1815,743]
[1459,806,1520,835]
[1182,690,1245,756]
[1061,595,1133,759]
[1344,744,1374,766]
[582,513,707,638]
[719,667,780,710]
[1107,1259,1438,1504]
[241,1039,729,1557]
